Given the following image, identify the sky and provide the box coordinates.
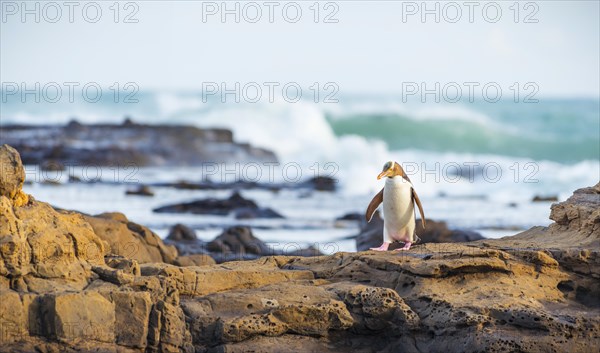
[1,0,599,98]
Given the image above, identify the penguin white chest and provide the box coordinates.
[382,177,415,240]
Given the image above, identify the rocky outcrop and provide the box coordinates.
[165,225,322,263]
[1,145,599,352]
[84,212,178,264]
[150,175,338,193]
[3,120,277,167]
[153,191,284,219]
[0,145,29,207]
[355,211,484,251]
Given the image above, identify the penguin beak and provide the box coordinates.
[377,169,392,180]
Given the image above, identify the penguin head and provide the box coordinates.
[377,161,405,179]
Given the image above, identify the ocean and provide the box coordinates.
[2,91,598,252]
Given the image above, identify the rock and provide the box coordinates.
[302,176,337,192]
[2,122,277,167]
[532,194,559,202]
[0,144,28,206]
[154,191,257,215]
[167,224,197,241]
[41,291,116,343]
[355,211,485,251]
[173,254,216,267]
[2,145,600,352]
[40,160,65,171]
[549,182,599,238]
[104,290,152,348]
[84,212,178,264]
[126,185,154,197]
[207,226,273,258]
[154,191,284,219]
[0,290,27,343]
[233,207,284,219]
[164,226,320,263]
[335,212,363,222]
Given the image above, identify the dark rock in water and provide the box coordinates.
[355,211,386,251]
[167,224,197,241]
[234,207,284,219]
[164,225,321,263]
[154,191,256,215]
[416,219,484,243]
[125,185,154,197]
[41,159,65,171]
[355,211,484,251]
[532,195,559,202]
[335,212,363,222]
[2,120,277,167]
[302,176,337,192]
[154,191,284,219]
[68,174,82,183]
[152,176,335,193]
[207,226,272,256]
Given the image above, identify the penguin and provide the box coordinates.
[365,161,426,251]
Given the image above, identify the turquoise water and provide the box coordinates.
[326,99,599,163]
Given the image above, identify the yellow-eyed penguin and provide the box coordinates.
[365,161,426,251]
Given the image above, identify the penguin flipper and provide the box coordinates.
[365,188,384,222]
[412,188,426,228]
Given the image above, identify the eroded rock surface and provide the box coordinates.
[1,145,598,352]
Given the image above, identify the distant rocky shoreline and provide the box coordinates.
[2,119,277,167]
[1,144,599,352]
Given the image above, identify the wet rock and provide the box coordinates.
[355,211,484,251]
[532,194,559,202]
[164,226,321,263]
[126,185,154,197]
[207,226,273,257]
[167,224,197,241]
[302,176,337,192]
[335,212,363,222]
[40,160,65,171]
[2,121,277,167]
[154,191,284,219]
[233,206,284,219]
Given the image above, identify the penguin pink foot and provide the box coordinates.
[393,242,413,251]
[370,242,390,251]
